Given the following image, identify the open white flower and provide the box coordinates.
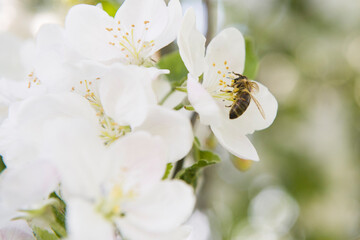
[65,0,182,65]
[41,120,195,240]
[0,33,45,123]
[178,9,278,161]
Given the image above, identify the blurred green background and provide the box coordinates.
[1,0,359,239]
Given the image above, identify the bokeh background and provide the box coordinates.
[1,0,359,239]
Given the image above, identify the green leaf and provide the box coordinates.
[0,155,5,173]
[49,193,67,237]
[243,37,259,80]
[157,51,188,88]
[100,0,121,17]
[176,139,221,188]
[32,227,59,240]
[162,163,173,180]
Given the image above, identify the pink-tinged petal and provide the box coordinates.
[211,126,259,161]
[204,28,245,91]
[178,8,206,78]
[123,180,195,232]
[0,161,59,210]
[105,131,167,194]
[0,220,35,240]
[67,199,114,240]
[65,4,121,61]
[187,75,222,126]
[135,106,193,162]
[225,81,278,135]
[152,0,183,53]
[115,0,168,42]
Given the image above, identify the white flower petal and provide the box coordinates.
[34,24,85,92]
[65,4,120,61]
[99,64,160,128]
[115,0,168,42]
[0,93,97,168]
[178,8,206,78]
[204,28,245,91]
[67,199,114,240]
[123,180,195,232]
[152,0,183,53]
[211,126,259,161]
[135,106,193,162]
[106,131,167,194]
[41,118,105,200]
[116,221,192,240]
[0,33,26,81]
[0,161,59,210]
[187,75,222,126]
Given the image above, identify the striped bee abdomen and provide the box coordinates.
[229,91,251,119]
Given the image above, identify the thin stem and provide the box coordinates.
[159,89,175,105]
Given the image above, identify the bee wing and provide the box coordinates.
[250,94,266,119]
[250,82,259,93]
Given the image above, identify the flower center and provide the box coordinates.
[71,78,131,145]
[106,20,155,65]
[27,71,41,88]
[208,61,237,104]
[96,184,136,220]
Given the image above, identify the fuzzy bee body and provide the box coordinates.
[228,73,265,120]
[229,90,251,119]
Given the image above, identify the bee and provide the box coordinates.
[228,73,266,120]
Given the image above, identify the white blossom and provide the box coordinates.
[65,0,182,66]
[178,9,278,161]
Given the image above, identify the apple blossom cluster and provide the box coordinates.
[0,0,277,239]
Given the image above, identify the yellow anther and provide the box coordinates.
[145,27,149,30]
[224,61,227,65]
[117,28,121,31]
[213,63,216,67]
[217,71,221,74]
[117,21,121,24]
[114,35,118,38]
[106,28,113,31]
[131,24,135,27]
[96,77,100,80]
[226,66,229,70]
[223,74,226,77]
[80,81,83,84]
[144,20,150,24]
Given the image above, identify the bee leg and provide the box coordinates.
[220,89,232,93]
